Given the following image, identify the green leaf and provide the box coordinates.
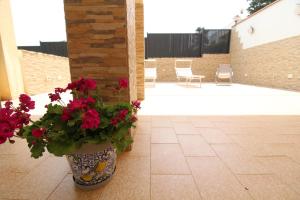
[47,104,63,115]
[46,140,77,156]
[31,142,46,159]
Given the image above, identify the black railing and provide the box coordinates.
[18,41,68,57]
[145,29,231,58]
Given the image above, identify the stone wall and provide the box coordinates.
[135,0,144,100]
[146,54,230,82]
[64,0,136,103]
[20,50,71,95]
[230,30,300,91]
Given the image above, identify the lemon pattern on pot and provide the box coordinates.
[67,146,116,187]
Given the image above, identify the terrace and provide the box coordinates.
[1,0,300,199]
[1,83,300,199]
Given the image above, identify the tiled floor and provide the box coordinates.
[1,84,300,199]
[1,116,300,200]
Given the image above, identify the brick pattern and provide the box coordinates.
[63,0,136,103]
[230,30,300,91]
[135,1,145,100]
[20,50,71,95]
[146,54,230,82]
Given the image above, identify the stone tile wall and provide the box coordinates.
[20,50,71,95]
[64,0,136,103]
[146,55,230,82]
[230,30,300,91]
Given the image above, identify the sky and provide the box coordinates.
[10,0,249,46]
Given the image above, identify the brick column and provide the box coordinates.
[135,0,145,100]
[63,0,136,103]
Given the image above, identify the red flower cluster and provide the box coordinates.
[81,109,100,129]
[132,100,141,109]
[19,94,35,112]
[67,78,97,93]
[0,94,34,144]
[119,79,129,89]
[61,97,96,123]
[110,109,129,127]
[32,128,46,138]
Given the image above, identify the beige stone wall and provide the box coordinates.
[230,29,300,91]
[135,0,144,100]
[64,0,136,103]
[0,0,24,100]
[127,0,137,101]
[146,54,230,82]
[20,50,71,95]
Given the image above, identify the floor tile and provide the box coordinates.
[237,174,300,200]
[151,128,178,144]
[151,175,202,200]
[151,144,190,175]
[99,156,150,200]
[191,120,215,128]
[5,157,70,200]
[211,144,269,174]
[257,156,300,194]
[48,175,103,200]
[135,121,152,135]
[125,134,150,157]
[173,122,200,135]
[177,135,215,156]
[151,120,173,128]
[199,131,233,144]
[187,157,252,200]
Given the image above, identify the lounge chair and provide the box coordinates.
[175,59,205,87]
[215,64,233,84]
[144,59,157,85]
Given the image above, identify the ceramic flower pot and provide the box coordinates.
[66,142,117,190]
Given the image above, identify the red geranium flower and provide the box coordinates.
[19,94,35,111]
[66,78,97,93]
[118,109,128,120]
[55,87,66,94]
[132,100,141,109]
[0,122,14,141]
[81,109,100,129]
[48,93,61,102]
[32,128,46,138]
[68,99,84,111]
[119,79,128,89]
[111,118,119,127]
[61,108,71,121]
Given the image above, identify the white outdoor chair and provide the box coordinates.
[175,59,205,87]
[144,59,157,85]
[215,64,233,84]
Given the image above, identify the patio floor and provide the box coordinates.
[1,83,300,200]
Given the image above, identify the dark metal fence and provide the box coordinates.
[18,41,68,57]
[145,29,231,58]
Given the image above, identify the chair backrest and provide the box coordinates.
[175,67,193,77]
[175,59,193,77]
[217,64,232,74]
[145,68,157,78]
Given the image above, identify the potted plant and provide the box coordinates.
[0,77,141,189]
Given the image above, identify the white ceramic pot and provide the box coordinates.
[66,142,117,190]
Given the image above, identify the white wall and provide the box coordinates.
[234,0,300,49]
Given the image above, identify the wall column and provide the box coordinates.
[63,0,136,102]
[0,0,24,100]
[135,0,145,100]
